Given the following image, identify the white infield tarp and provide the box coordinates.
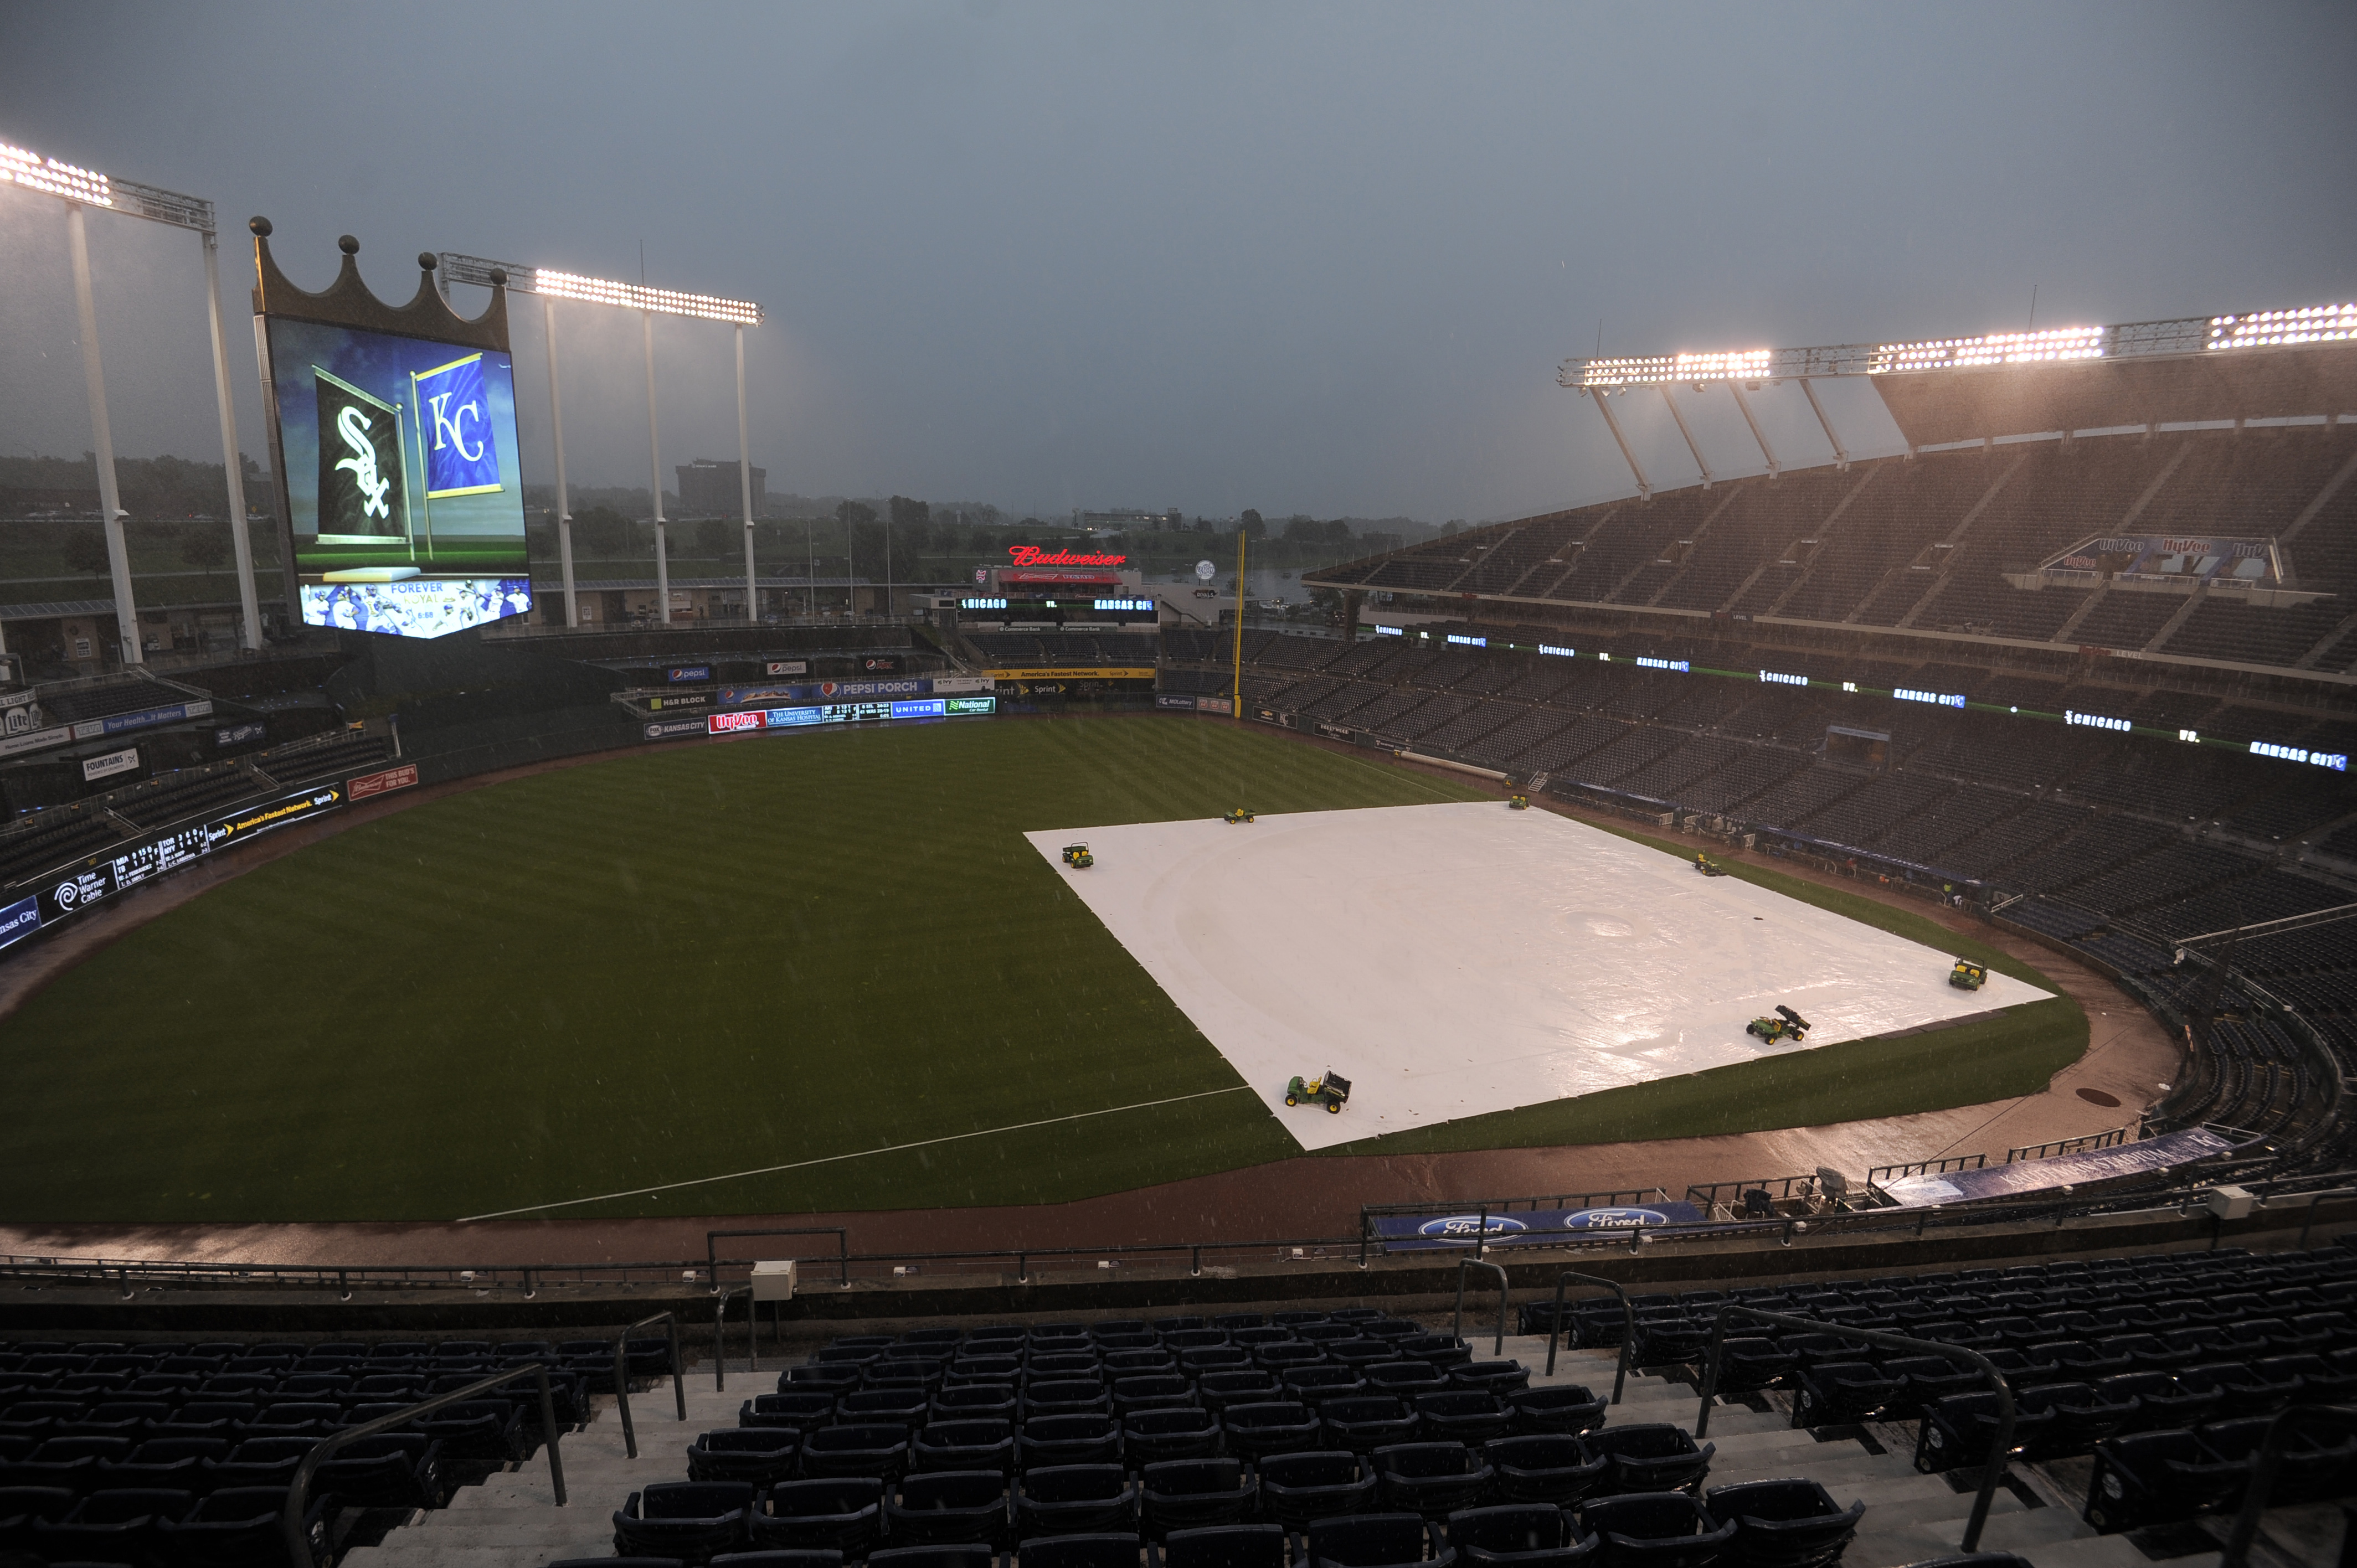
[1027,802,2050,1151]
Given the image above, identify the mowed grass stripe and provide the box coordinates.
[0,719,1479,1221]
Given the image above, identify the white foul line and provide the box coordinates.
[456,1086,1258,1222]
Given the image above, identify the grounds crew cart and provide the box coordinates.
[1284,1069,1351,1113]
[1949,958,1987,989]
[1061,842,1094,869]
[1508,794,1531,810]
[1224,807,1256,824]
[1694,852,1729,876]
[1746,1004,1811,1044]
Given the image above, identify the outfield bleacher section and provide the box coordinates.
[1308,429,2357,674]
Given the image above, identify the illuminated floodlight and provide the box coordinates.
[0,140,112,207]
[1869,327,2104,374]
[534,268,762,326]
[1579,348,1772,389]
[2207,302,2357,351]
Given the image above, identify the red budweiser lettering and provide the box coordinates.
[348,763,419,800]
[1006,545,1128,566]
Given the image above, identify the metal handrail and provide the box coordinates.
[714,1283,754,1391]
[707,1225,851,1287]
[614,1310,687,1461]
[1695,1304,2013,1554]
[1541,1270,1632,1404]
[6,1178,2356,1302]
[1451,1257,1509,1355]
[2217,1402,2357,1568]
[282,1361,564,1567]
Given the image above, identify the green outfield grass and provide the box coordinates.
[0,718,2085,1222]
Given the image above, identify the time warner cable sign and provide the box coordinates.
[0,784,344,960]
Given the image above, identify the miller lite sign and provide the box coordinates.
[313,369,407,541]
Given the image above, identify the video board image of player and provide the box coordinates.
[261,316,532,637]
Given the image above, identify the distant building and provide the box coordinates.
[676,459,766,518]
[1080,509,1181,533]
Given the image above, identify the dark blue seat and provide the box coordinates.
[804,1423,914,1483]
[1305,1509,1435,1568]
[688,1427,800,1486]
[870,1544,999,1568]
[1702,1479,1861,1568]
[1416,1393,1511,1446]
[917,1419,1017,1476]
[155,1484,326,1566]
[1586,1427,1712,1496]
[1374,1442,1492,1518]
[1508,1388,1606,1438]
[1018,1462,1139,1538]
[30,1485,195,1566]
[1325,1396,1419,1453]
[1157,1521,1288,1568]
[1124,1409,1223,1465]
[315,1432,444,1510]
[1141,1457,1257,1537]
[890,1468,1011,1548]
[1445,1502,1595,1568]
[1258,1448,1379,1530]
[1018,1414,1120,1471]
[613,1480,755,1566]
[1016,1531,1143,1568]
[1222,1402,1321,1461]
[2081,1430,2245,1532]
[748,1477,883,1557]
[1485,1435,1606,1507]
[1580,1493,1734,1568]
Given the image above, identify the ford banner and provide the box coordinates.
[1371,1203,1704,1251]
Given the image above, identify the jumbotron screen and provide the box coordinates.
[261,318,532,637]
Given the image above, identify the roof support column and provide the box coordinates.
[1729,381,1779,479]
[1586,389,1651,501]
[1798,377,1849,470]
[1661,385,1713,488]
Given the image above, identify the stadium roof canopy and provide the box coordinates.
[1558,300,2356,491]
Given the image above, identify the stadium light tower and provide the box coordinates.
[439,256,764,628]
[1,137,265,659]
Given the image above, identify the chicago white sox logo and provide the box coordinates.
[333,405,393,519]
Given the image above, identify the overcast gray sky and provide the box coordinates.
[3,1,2352,523]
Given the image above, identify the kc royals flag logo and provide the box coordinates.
[413,354,503,498]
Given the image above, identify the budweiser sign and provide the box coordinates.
[349,763,419,800]
[1006,545,1127,566]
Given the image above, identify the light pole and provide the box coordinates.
[4,138,264,657]
[438,255,764,633]
[543,297,575,626]
[644,311,667,625]
[737,324,755,622]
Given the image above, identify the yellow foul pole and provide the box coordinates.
[1232,525,1246,716]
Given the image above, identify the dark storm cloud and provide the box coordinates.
[2,1,2351,520]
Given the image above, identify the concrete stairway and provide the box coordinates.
[337,1365,759,1566]
[334,1334,2340,1568]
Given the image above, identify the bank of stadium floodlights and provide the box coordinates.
[1,137,268,661]
[1558,303,2357,499]
[438,254,765,629]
